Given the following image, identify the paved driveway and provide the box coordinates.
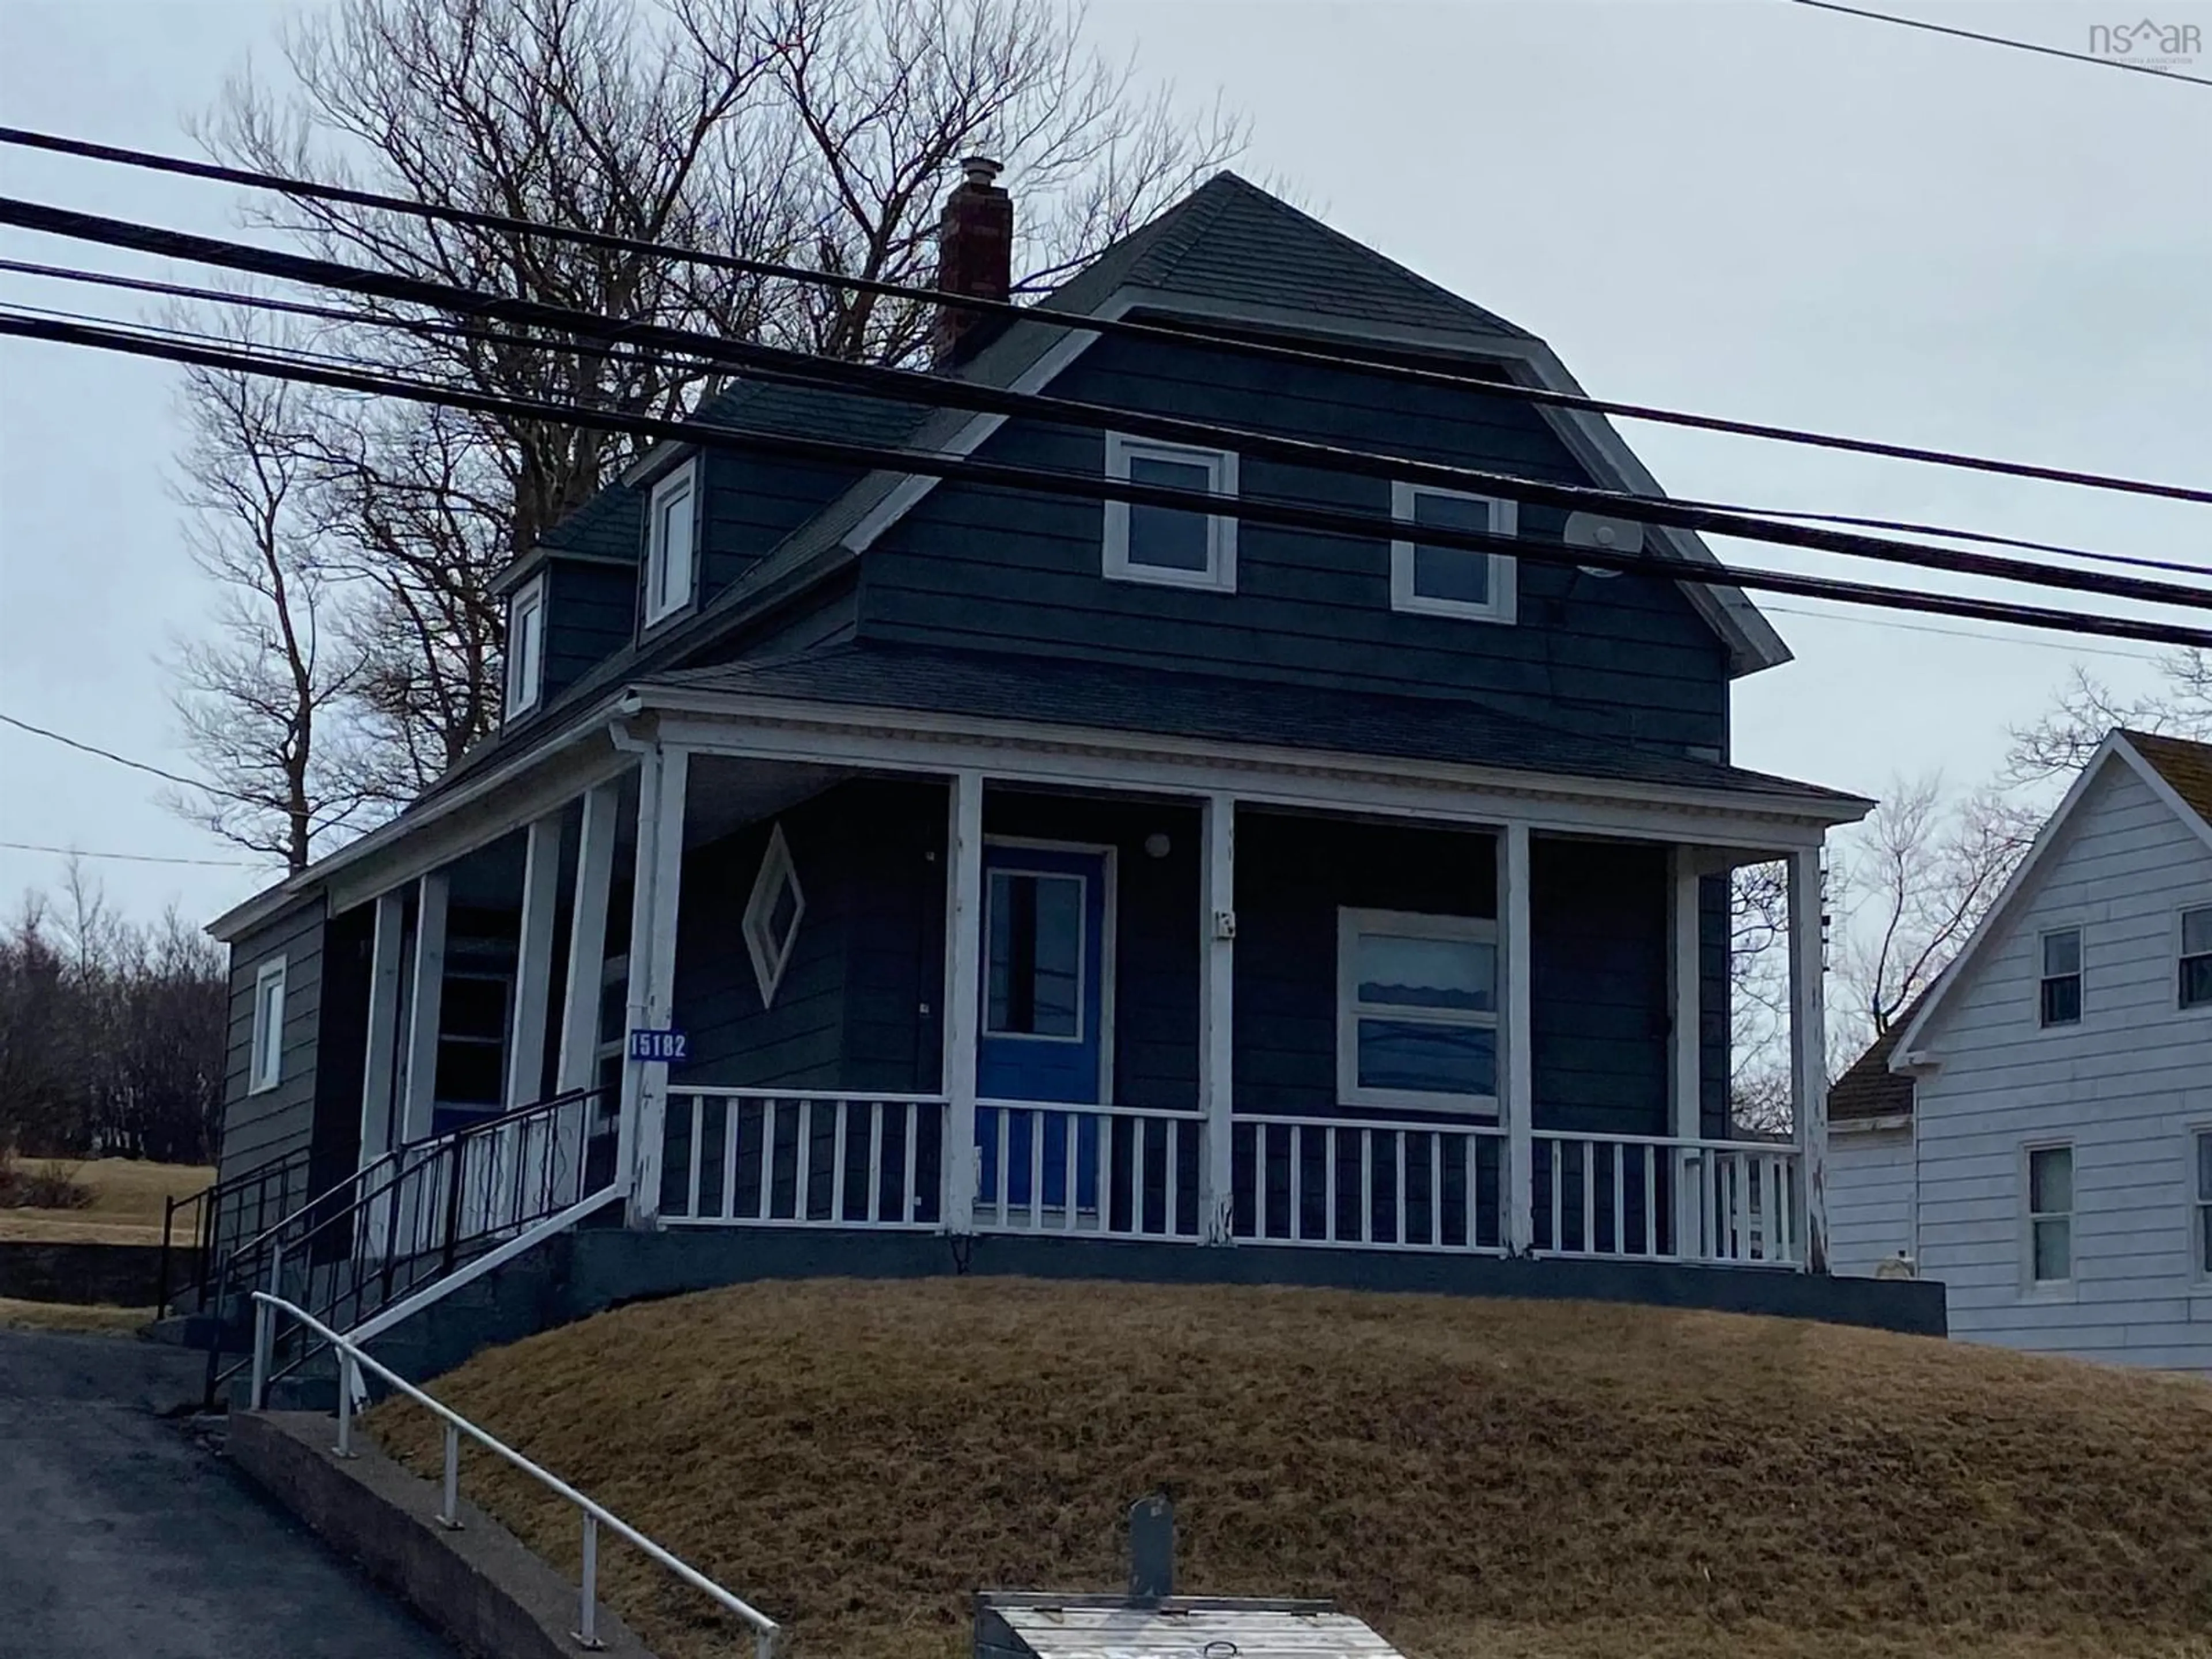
[0,1326,456,1658]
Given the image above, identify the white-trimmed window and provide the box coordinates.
[2194,1129,2211,1279]
[1391,483,1518,622]
[2025,1142,2073,1286]
[643,459,699,627]
[505,574,546,717]
[2038,927,2082,1028]
[1336,908,1499,1113]
[742,823,805,1007]
[1103,433,1237,591]
[248,958,287,1095]
[2179,906,2212,1010]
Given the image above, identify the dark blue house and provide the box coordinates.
[204,165,1884,1343]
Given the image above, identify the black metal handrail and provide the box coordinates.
[205,1085,616,1404]
[156,1146,313,1319]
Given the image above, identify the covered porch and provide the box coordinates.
[336,685,1849,1275]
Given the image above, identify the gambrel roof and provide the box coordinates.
[1888,728,2212,1068]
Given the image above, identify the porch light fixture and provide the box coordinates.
[1143,833,1171,859]
[743,823,806,1007]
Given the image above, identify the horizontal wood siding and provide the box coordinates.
[698,453,873,606]
[1699,873,1730,1139]
[841,779,948,1096]
[1828,1127,1916,1277]
[1529,838,1668,1138]
[855,334,1731,753]
[1912,760,2212,1375]
[544,561,637,702]
[1233,811,1495,1118]
[308,903,374,1193]
[218,894,328,1182]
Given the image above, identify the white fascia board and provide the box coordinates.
[206,698,632,942]
[639,688,1870,845]
[823,284,1788,677]
[1888,733,2135,1065]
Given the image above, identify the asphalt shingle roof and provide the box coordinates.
[648,643,1862,804]
[2124,728,2212,828]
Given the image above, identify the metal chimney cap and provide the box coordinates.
[961,156,1004,187]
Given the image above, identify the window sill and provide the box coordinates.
[1336,1090,1501,1119]
[1104,562,1234,594]
[2020,1282,2080,1305]
[1391,594,1516,626]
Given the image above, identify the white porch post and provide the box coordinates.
[357,890,407,1164]
[1500,822,1535,1254]
[941,770,984,1235]
[619,744,690,1226]
[505,813,563,1109]
[555,782,620,1094]
[1198,792,1236,1243]
[399,871,449,1146]
[1670,847,1705,1258]
[1789,844,1830,1272]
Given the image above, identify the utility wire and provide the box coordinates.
[0,712,252,804]
[9,306,2211,654]
[5,200,2207,618]
[1781,0,2212,88]
[16,251,2188,579]
[2,125,2206,505]
[18,256,2198,582]
[1756,602,2181,664]
[0,839,262,868]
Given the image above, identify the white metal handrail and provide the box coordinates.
[248,1292,779,1659]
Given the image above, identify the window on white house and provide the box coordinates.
[643,460,699,627]
[1337,908,1499,1112]
[1390,483,1518,622]
[1103,433,1237,590]
[248,959,287,1095]
[2195,1130,2212,1278]
[505,576,546,717]
[2039,927,2082,1027]
[2180,906,2212,1010]
[2027,1143,2073,1285]
[742,823,805,1007]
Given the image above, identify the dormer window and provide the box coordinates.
[1391,483,1517,623]
[643,459,699,628]
[1103,433,1237,592]
[504,575,546,718]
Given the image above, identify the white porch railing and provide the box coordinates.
[1232,1115,1510,1252]
[1534,1131,1803,1267]
[973,1100,1203,1240]
[661,1090,946,1227]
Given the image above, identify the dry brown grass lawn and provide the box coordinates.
[0,1158,214,1245]
[369,1279,2212,1659]
[0,1295,153,1333]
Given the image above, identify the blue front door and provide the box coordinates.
[976,844,1107,1211]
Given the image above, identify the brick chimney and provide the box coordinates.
[931,156,1012,369]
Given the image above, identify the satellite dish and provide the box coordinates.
[1564,512,1643,577]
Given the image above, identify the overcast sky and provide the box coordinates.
[2,0,2208,930]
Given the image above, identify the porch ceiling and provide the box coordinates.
[682,757,855,849]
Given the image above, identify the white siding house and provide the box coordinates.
[1827,729,2212,1377]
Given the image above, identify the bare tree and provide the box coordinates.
[2006,651,2212,786]
[172,0,1247,813]
[166,311,377,869]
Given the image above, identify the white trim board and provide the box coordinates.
[1892,731,2212,1067]
[831,286,1787,678]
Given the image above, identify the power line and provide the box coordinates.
[1756,602,2181,664]
[5,205,2207,619]
[0,839,261,868]
[20,255,2196,582]
[9,306,2212,654]
[0,712,251,804]
[1781,0,2212,88]
[2,126,2207,506]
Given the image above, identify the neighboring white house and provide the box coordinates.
[1827,728,2212,1377]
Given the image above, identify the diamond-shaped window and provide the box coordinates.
[742,823,805,1007]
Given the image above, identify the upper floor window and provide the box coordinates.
[643,460,699,628]
[2026,1142,2073,1285]
[2038,927,2082,1028]
[1103,433,1237,592]
[248,959,287,1095]
[1390,483,1517,623]
[2180,906,2212,1010]
[505,575,546,718]
[2194,1129,2211,1279]
[1337,908,1498,1114]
